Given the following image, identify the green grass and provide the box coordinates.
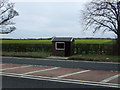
[2,51,51,58]
[2,51,120,62]
[1,39,115,44]
[68,54,120,62]
[1,40,52,44]
[75,39,115,44]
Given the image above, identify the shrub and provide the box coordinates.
[2,44,52,52]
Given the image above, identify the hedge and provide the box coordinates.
[2,44,114,55]
[75,44,113,55]
[2,44,52,52]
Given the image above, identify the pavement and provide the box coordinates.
[47,56,69,60]
[1,63,120,88]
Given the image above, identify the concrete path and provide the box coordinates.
[47,56,69,59]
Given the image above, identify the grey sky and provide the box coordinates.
[1,0,116,39]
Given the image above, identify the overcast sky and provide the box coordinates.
[0,0,116,39]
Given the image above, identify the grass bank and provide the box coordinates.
[2,51,120,62]
[2,51,51,58]
[68,54,120,62]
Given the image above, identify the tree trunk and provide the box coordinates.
[117,15,120,56]
[117,28,120,56]
[113,21,120,56]
[117,1,120,56]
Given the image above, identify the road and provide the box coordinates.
[2,57,120,71]
[1,57,120,88]
[2,75,105,88]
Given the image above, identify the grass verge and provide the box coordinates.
[68,54,120,62]
[2,51,51,58]
[2,51,120,62]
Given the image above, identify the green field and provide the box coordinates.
[1,39,115,44]
[1,40,52,44]
[75,39,115,44]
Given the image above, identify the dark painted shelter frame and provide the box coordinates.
[52,37,74,57]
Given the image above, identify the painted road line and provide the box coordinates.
[1,65,32,71]
[22,67,60,75]
[57,70,91,78]
[60,78,119,86]
[1,72,25,76]
[3,56,120,65]
[1,71,119,87]
[100,74,120,83]
[1,73,119,88]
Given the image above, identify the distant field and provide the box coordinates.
[1,39,115,44]
[75,39,115,44]
[1,40,51,44]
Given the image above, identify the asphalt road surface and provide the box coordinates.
[1,57,120,88]
[2,75,108,88]
[2,57,120,71]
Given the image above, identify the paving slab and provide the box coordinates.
[2,65,52,74]
[107,76,120,84]
[63,70,118,82]
[2,64,26,69]
[27,68,83,77]
[1,63,119,86]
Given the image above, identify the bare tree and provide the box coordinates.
[83,0,120,56]
[0,0,19,34]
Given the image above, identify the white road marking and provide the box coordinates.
[1,65,32,71]
[1,72,25,76]
[60,78,119,86]
[2,56,120,64]
[1,73,119,88]
[57,70,91,78]
[22,67,60,75]
[100,74,120,83]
